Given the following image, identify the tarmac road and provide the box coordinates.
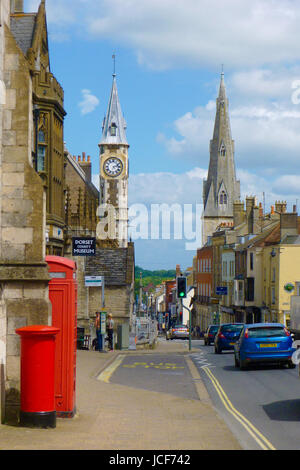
[108,353,199,400]
[191,340,300,450]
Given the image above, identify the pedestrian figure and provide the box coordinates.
[95,312,101,351]
[107,313,114,350]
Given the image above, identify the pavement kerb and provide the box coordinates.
[185,355,212,404]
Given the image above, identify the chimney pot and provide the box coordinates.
[13,0,24,13]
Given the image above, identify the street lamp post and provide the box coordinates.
[183,304,192,351]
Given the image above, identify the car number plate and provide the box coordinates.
[260,343,278,348]
[229,342,235,345]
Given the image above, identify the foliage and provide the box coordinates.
[134,265,176,298]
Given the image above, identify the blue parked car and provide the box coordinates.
[234,323,296,370]
[214,323,244,354]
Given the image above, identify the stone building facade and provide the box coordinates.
[63,148,99,331]
[10,0,67,255]
[0,0,51,424]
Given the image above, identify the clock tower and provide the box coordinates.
[98,72,129,248]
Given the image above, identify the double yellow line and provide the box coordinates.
[202,366,276,451]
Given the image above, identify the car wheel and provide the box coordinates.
[215,346,222,354]
[239,356,248,370]
[234,354,240,368]
[288,360,296,369]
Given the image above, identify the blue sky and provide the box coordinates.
[26,0,300,270]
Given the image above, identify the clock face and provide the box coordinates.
[103,157,123,177]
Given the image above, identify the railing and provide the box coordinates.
[131,317,158,347]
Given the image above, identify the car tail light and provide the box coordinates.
[284,327,291,336]
[218,332,225,339]
[244,329,249,339]
[208,334,213,337]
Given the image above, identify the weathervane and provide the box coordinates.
[112,53,116,77]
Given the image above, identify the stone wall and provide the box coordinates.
[0,24,51,424]
[88,284,131,339]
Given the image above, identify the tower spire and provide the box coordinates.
[202,72,240,244]
[100,69,128,146]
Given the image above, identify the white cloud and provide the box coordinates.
[26,0,300,70]
[78,89,100,115]
[158,83,300,173]
[128,168,205,206]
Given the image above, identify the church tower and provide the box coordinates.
[98,72,129,248]
[202,72,240,244]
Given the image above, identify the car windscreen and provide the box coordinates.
[174,325,187,329]
[221,324,244,333]
[247,327,287,338]
[209,326,219,332]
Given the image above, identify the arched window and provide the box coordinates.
[110,122,117,136]
[38,129,45,143]
[219,191,227,205]
[37,128,47,172]
[220,142,226,156]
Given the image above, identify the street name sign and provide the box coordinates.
[216,286,228,296]
[85,276,103,287]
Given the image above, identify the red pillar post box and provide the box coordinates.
[46,256,77,418]
[16,325,60,428]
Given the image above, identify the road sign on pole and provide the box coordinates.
[216,286,228,296]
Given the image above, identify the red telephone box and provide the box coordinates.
[46,256,77,418]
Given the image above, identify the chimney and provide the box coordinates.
[78,151,92,182]
[275,201,287,214]
[280,212,298,239]
[293,205,297,213]
[246,196,257,234]
[12,0,24,13]
[259,202,263,218]
[246,196,256,216]
[233,200,245,227]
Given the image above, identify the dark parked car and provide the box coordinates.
[214,323,244,354]
[204,325,219,345]
[234,323,296,370]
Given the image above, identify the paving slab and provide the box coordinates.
[0,339,242,450]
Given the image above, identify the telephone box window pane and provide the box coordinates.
[49,272,66,278]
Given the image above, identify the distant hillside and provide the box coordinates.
[135,266,176,279]
[134,266,176,297]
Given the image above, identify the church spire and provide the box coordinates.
[202,72,240,244]
[100,72,128,146]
